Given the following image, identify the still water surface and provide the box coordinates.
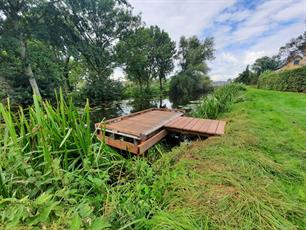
[90,98,174,124]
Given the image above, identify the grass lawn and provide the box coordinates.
[153,87,306,229]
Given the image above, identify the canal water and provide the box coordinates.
[90,98,174,124]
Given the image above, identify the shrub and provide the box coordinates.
[193,83,245,119]
[257,66,306,92]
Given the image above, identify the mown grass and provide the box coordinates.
[0,88,305,229]
[156,87,306,229]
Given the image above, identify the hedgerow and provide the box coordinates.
[257,66,306,92]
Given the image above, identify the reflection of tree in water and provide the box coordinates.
[90,103,125,128]
[129,98,157,113]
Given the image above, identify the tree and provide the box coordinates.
[176,36,215,73]
[169,36,215,104]
[235,56,281,85]
[0,0,57,96]
[234,65,254,85]
[116,26,175,100]
[0,0,140,104]
[252,56,281,75]
[279,31,306,61]
[149,26,175,102]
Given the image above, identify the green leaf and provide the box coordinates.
[70,213,82,230]
[90,217,111,230]
[34,193,52,205]
[60,128,72,148]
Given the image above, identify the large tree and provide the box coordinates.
[252,56,281,75]
[116,26,175,100]
[149,26,175,101]
[0,0,140,104]
[0,0,58,96]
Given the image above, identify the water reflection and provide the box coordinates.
[90,98,173,124]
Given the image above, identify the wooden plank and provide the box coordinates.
[169,117,191,129]
[190,119,205,132]
[165,116,184,127]
[184,118,201,131]
[206,120,219,134]
[215,121,226,135]
[105,136,139,154]
[138,129,168,154]
[194,119,212,132]
[181,117,195,128]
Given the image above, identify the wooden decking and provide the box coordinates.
[95,108,226,154]
[165,117,226,136]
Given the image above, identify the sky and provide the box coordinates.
[126,0,306,81]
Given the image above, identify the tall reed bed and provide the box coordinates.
[193,83,245,119]
[0,93,175,228]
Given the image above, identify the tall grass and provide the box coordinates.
[0,93,178,228]
[193,83,245,119]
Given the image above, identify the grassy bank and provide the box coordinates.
[156,87,306,229]
[0,88,305,229]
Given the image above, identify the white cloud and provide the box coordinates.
[129,0,236,41]
[243,51,265,65]
[271,2,306,21]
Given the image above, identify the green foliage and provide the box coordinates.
[193,83,246,119]
[176,36,215,72]
[0,0,139,104]
[0,93,180,228]
[257,66,306,92]
[235,65,256,85]
[235,56,281,85]
[251,56,281,75]
[117,26,175,99]
[169,36,215,105]
[0,38,63,105]
[169,71,212,105]
[82,73,124,105]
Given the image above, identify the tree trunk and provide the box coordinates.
[63,56,72,93]
[159,76,163,107]
[19,35,41,97]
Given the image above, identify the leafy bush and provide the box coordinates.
[193,83,245,119]
[257,66,306,92]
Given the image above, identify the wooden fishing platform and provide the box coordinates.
[95,108,226,155]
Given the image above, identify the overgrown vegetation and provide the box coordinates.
[0,93,180,228]
[258,66,306,92]
[193,83,245,119]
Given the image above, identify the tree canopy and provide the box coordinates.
[169,36,214,104]
[0,0,139,105]
[116,26,175,99]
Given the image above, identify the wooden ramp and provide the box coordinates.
[95,108,225,154]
